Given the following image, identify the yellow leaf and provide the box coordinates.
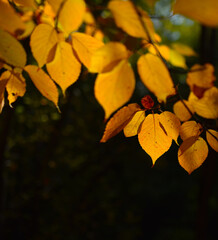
[17,20,36,40]
[58,0,86,35]
[173,0,218,27]
[173,100,194,122]
[178,137,208,174]
[169,49,187,69]
[47,0,63,14]
[0,71,10,113]
[179,121,202,141]
[30,24,58,67]
[171,43,197,57]
[89,42,129,73]
[0,29,26,68]
[148,44,170,61]
[138,113,172,165]
[159,111,181,144]
[101,103,142,142]
[24,65,59,107]
[14,0,36,8]
[0,1,25,35]
[137,53,175,102]
[188,87,218,119]
[46,41,81,94]
[108,0,155,40]
[206,130,218,152]
[72,32,104,69]
[95,59,135,119]
[6,71,26,105]
[123,110,145,137]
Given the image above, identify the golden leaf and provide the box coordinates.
[178,137,208,174]
[89,42,129,73]
[179,121,202,141]
[46,41,81,94]
[0,71,10,113]
[30,24,58,67]
[138,113,172,165]
[72,32,104,69]
[173,100,194,122]
[24,65,59,107]
[94,59,135,119]
[101,103,142,142]
[137,53,175,102]
[206,130,218,152]
[123,110,145,137]
[173,0,218,27]
[14,0,36,8]
[47,0,63,14]
[0,29,26,68]
[169,49,187,69]
[171,43,197,57]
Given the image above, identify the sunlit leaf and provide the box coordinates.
[137,53,175,102]
[179,121,202,141]
[206,130,218,152]
[123,110,145,137]
[173,100,194,122]
[72,32,104,69]
[0,71,10,113]
[30,24,58,67]
[47,41,81,94]
[14,0,36,8]
[0,29,26,68]
[101,103,142,142]
[178,137,208,174]
[171,43,197,57]
[24,65,59,107]
[138,113,172,165]
[89,42,129,73]
[169,49,187,69]
[95,59,135,119]
[47,0,63,14]
[173,0,218,27]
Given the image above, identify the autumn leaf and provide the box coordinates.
[14,0,36,8]
[179,121,202,141]
[206,130,218,152]
[137,53,175,102]
[0,71,10,113]
[0,29,26,68]
[123,110,145,137]
[171,43,197,57]
[101,103,142,142]
[71,32,104,69]
[24,65,59,107]
[173,100,194,122]
[30,24,58,67]
[138,113,172,165]
[178,137,208,174]
[89,42,129,73]
[173,0,218,27]
[47,0,63,14]
[46,41,81,95]
[169,49,187,69]
[94,59,135,119]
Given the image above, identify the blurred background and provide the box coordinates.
[0,0,218,239]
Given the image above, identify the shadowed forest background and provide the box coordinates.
[0,0,218,239]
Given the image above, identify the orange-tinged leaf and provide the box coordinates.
[30,24,58,67]
[0,71,10,113]
[173,0,218,27]
[138,113,172,165]
[178,137,208,174]
[148,44,170,61]
[159,111,181,144]
[100,103,142,142]
[24,65,59,107]
[95,59,135,119]
[58,0,86,35]
[0,29,26,68]
[108,0,155,40]
[72,32,104,69]
[0,1,25,35]
[14,0,36,8]
[171,43,197,57]
[137,53,175,102]
[188,87,218,119]
[89,42,129,73]
[47,0,63,14]
[206,130,218,152]
[179,121,202,141]
[173,100,194,122]
[123,110,145,137]
[46,41,81,94]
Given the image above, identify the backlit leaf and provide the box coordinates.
[137,53,175,102]
[206,130,218,152]
[24,65,59,107]
[101,103,141,142]
[0,71,10,113]
[72,32,104,69]
[179,121,202,141]
[138,113,172,165]
[171,43,197,56]
[47,41,81,94]
[30,24,58,67]
[173,0,218,27]
[169,49,187,69]
[178,137,208,174]
[47,0,63,14]
[173,100,194,122]
[14,0,36,8]
[95,59,135,119]
[123,110,145,137]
